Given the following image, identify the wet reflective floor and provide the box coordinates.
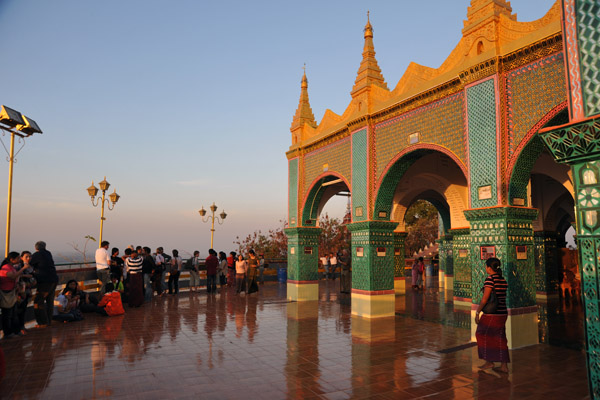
[0,281,590,399]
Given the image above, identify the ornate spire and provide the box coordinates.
[351,11,388,99]
[291,65,317,133]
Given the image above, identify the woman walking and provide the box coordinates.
[235,254,247,294]
[168,249,182,295]
[475,257,509,373]
[247,250,259,294]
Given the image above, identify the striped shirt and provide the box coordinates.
[484,273,508,314]
[125,256,144,274]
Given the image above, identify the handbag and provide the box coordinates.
[0,289,17,308]
[482,287,498,314]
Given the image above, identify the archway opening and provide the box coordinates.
[509,137,582,349]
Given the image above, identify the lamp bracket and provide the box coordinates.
[0,129,26,163]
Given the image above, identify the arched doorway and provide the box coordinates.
[285,173,351,302]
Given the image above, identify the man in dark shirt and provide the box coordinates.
[29,241,58,327]
[205,249,219,293]
[142,247,155,302]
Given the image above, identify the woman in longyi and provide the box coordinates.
[474,257,509,373]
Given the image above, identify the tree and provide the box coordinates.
[234,214,351,259]
[404,200,439,256]
[234,220,288,259]
[318,214,350,256]
[66,235,97,263]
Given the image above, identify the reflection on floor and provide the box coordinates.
[396,277,586,350]
[0,281,590,399]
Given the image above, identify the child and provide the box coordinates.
[97,283,125,316]
[110,274,125,297]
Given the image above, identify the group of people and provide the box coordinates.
[0,241,126,338]
[94,242,268,309]
[319,249,352,293]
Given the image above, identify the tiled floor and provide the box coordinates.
[0,281,591,399]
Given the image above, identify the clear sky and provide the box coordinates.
[0,0,556,260]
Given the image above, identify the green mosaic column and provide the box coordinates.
[347,221,397,318]
[450,228,471,306]
[437,234,454,290]
[393,231,407,294]
[465,207,539,348]
[285,227,321,301]
[534,231,559,299]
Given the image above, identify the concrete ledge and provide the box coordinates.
[351,292,395,318]
[287,281,318,301]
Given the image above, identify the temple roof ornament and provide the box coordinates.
[351,11,389,99]
[288,0,562,151]
[290,65,317,144]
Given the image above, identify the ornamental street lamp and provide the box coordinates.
[0,105,43,257]
[198,202,227,249]
[87,177,120,248]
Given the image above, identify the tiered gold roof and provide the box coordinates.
[289,0,562,152]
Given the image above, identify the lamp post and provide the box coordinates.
[87,177,120,248]
[198,202,227,248]
[0,105,43,257]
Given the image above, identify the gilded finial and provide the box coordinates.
[301,63,308,88]
[364,10,373,38]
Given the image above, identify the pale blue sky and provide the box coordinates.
[0,0,556,259]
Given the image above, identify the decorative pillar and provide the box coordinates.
[393,231,408,294]
[451,228,471,307]
[437,234,454,290]
[534,231,559,299]
[347,221,397,318]
[464,207,539,349]
[536,0,600,394]
[285,227,321,301]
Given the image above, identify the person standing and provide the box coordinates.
[411,257,425,290]
[141,247,155,302]
[168,249,182,295]
[329,252,338,280]
[205,249,219,294]
[95,241,112,294]
[0,252,30,337]
[339,249,351,294]
[227,252,236,287]
[247,250,259,294]
[235,254,247,294]
[110,247,124,281]
[218,252,228,288]
[15,250,34,334]
[188,250,201,292]
[30,241,58,327]
[475,257,509,373]
[258,254,266,285]
[154,247,166,293]
[125,249,144,307]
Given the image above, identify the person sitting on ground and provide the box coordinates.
[97,283,124,316]
[53,291,83,323]
[62,279,97,313]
